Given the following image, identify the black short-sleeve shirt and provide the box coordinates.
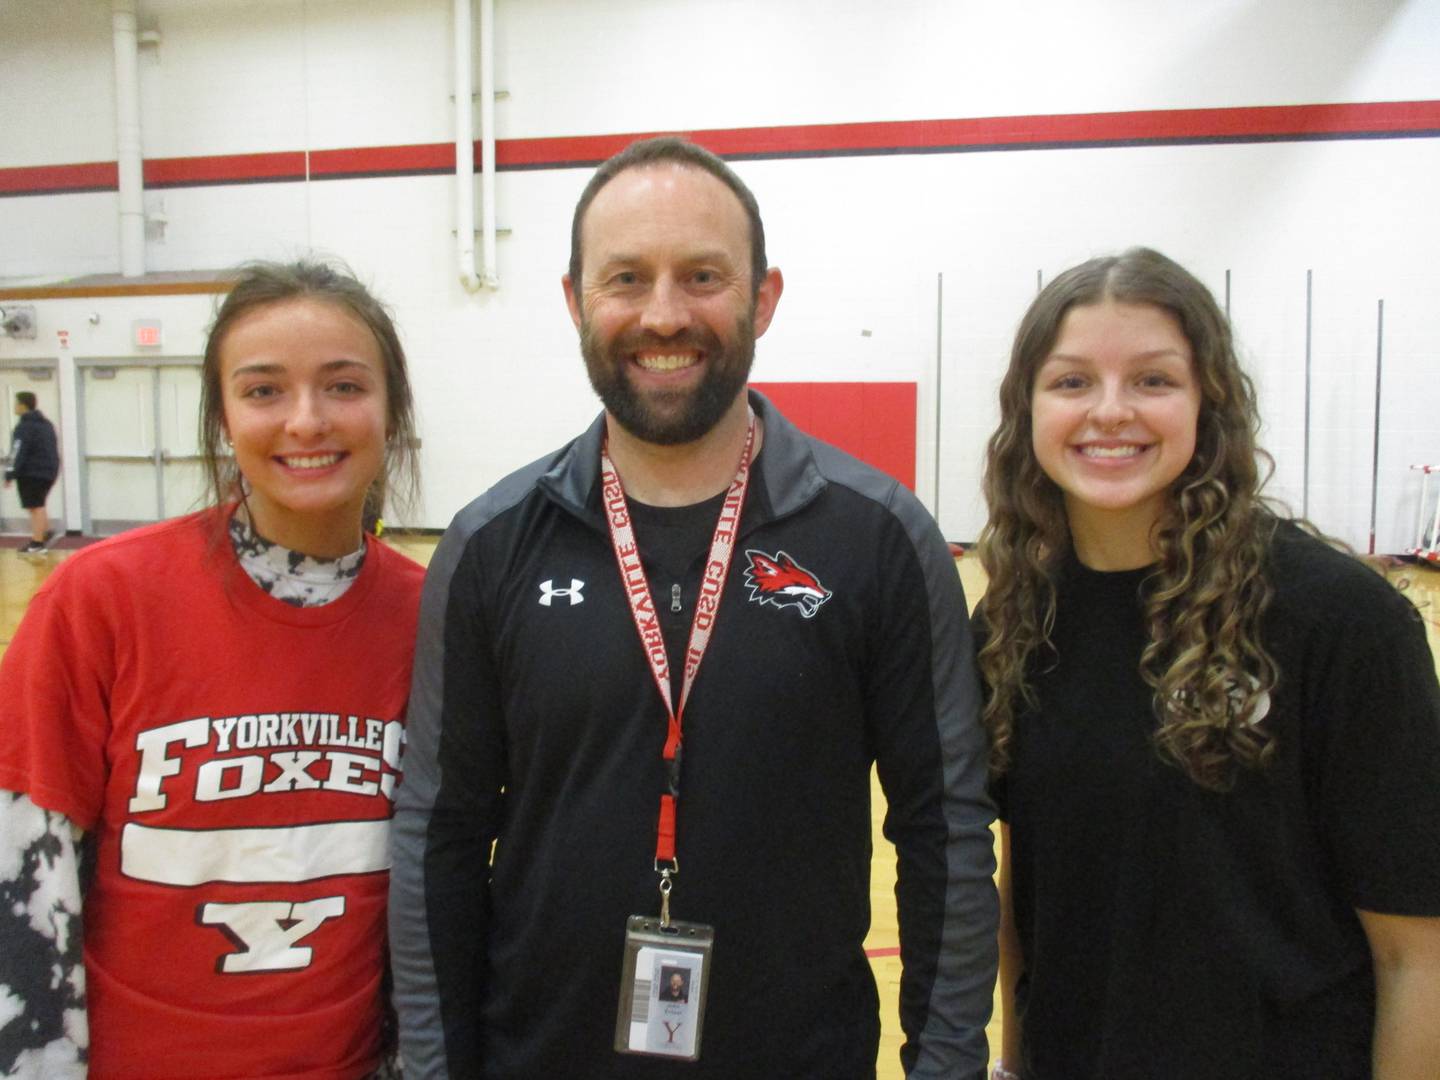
[988,522,1440,1080]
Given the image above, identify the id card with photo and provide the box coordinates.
[614,915,714,1061]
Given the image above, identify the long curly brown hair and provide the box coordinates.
[976,247,1280,790]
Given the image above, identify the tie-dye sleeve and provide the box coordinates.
[0,790,87,1079]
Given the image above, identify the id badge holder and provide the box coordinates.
[613,914,714,1061]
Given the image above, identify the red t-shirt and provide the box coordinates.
[0,511,423,1079]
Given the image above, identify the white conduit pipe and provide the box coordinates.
[112,0,145,278]
[454,0,482,292]
[478,0,498,289]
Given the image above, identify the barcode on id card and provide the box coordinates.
[631,979,651,1023]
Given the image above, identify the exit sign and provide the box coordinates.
[133,320,162,348]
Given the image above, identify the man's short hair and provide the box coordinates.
[15,392,36,411]
[568,136,768,299]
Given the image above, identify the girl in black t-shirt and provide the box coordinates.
[975,247,1440,1080]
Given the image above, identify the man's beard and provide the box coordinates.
[581,316,755,446]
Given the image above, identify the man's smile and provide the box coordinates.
[633,352,702,373]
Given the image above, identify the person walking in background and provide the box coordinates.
[390,137,997,1079]
[5,392,59,555]
[0,260,424,1079]
[976,247,1440,1080]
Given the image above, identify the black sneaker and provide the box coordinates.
[19,540,47,555]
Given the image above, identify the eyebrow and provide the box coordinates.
[228,358,375,380]
[1043,348,1189,364]
[593,249,738,271]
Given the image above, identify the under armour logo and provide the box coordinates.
[539,578,585,606]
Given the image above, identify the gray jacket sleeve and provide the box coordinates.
[388,517,508,1079]
[871,490,998,1078]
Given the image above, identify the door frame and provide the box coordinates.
[75,356,205,535]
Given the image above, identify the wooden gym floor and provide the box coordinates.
[3,536,1438,1076]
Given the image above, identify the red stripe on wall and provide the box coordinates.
[496,100,1440,167]
[310,142,455,177]
[145,151,307,187]
[751,382,917,491]
[5,101,1437,195]
[0,161,117,195]
[496,132,665,168]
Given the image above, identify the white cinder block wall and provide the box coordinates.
[2,0,1437,548]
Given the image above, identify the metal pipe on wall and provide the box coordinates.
[478,0,499,289]
[112,0,145,278]
[1302,270,1312,518]
[1368,299,1384,554]
[454,0,482,292]
[933,272,943,521]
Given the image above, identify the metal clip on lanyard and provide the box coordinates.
[600,410,755,926]
[657,861,676,927]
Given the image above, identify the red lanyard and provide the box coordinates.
[599,411,755,875]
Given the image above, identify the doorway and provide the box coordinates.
[77,359,206,535]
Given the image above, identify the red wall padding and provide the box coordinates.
[750,382,916,490]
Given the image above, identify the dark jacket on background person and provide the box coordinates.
[7,409,59,483]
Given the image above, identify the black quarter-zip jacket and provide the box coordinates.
[390,392,997,1080]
